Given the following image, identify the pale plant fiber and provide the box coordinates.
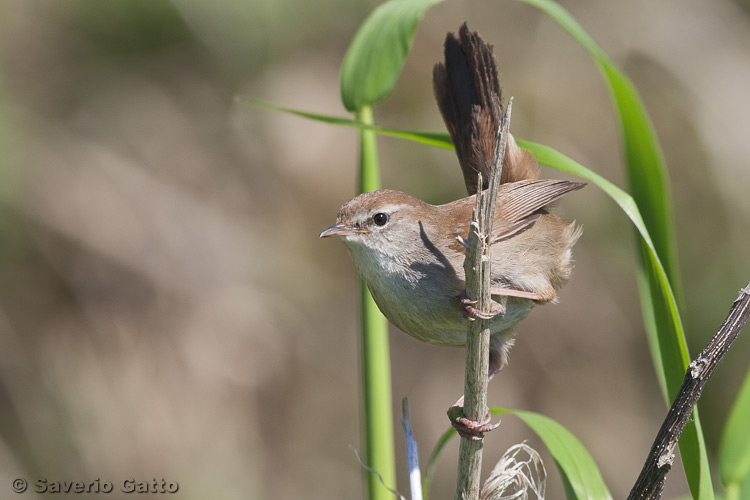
[480,443,546,500]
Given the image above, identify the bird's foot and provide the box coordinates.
[447,397,499,440]
[460,292,505,320]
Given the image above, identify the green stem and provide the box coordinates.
[357,106,382,192]
[724,483,739,500]
[356,106,396,500]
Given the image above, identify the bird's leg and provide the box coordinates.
[447,395,500,440]
[490,285,556,303]
[460,291,505,319]
[461,285,556,319]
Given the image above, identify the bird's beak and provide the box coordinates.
[319,223,369,238]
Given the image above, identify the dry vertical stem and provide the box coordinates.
[454,102,512,500]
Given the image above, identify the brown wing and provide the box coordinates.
[493,179,585,239]
[446,179,584,253]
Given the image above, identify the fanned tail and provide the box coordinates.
[433,23,540,194]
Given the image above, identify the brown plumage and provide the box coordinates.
[322,179,583,374]
[321,24,583,378]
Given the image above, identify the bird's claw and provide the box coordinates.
[460,292,505,320]
[447,405,499,440]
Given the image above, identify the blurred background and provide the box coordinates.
[1,0,749,498]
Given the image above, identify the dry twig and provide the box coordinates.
[454,102,512,500]
[628,282,750,499]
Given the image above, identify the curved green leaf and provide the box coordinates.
[514,145,712,500]
[517,141,651,252]
[340,0,443,111]
[423,409,611,500]
[518,0,686,398]
[422,427,456,500]
[517,1,712,498]
[493,408,612,500]
[719,366,750,488]
[515,0,680,291]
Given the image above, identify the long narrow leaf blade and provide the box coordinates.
[340,0,443,111]
[493,408,612,500]
[719,366,750,487]
[519,0,687,385]
[424,410,611,500]
[599,63,681,290]
[517,1,712,497]
[423,428,456,500]
[251,100,454,149]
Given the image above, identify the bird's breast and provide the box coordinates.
[344,240,468,345]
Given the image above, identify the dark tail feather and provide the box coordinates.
[433,23,539,194]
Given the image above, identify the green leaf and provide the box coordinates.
[340,0,443,111]
[742,474,750,500]
[518,141,651,249]
[600,63,681,290]
[252,100,455,148]
[422,427,456,500]
[518,0,685,395]
[517,1,712,498]
[719,366,750,488]
[492,408,612,500]
[423,409,611,500]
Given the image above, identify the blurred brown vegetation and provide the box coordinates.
[0,0,749,499]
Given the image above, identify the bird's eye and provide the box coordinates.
[372,212,389,226]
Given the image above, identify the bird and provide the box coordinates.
[319,177,583,377]
[320,23,583,438]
